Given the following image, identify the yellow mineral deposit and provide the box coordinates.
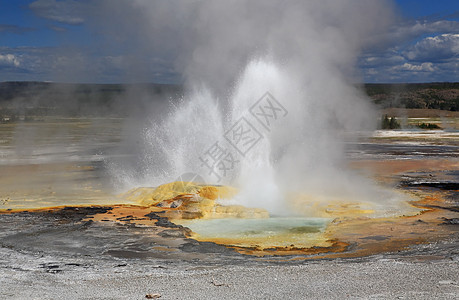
[288,194,376,218]
[122,182,268,220]
[3,172,453,258]
[117,176,457,258]
[120,181,366,253]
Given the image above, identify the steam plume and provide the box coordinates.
[105,0,401,214]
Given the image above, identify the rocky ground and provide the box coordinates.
[0,238,458,299]
[0,175,457,299]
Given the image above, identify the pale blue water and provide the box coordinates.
[178,217,331,239]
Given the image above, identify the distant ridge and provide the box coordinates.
[0,81,457,115]
[0,81,182,102]
[364,82,458,111]
[0,81,183,118]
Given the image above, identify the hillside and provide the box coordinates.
[365,82,458,111]
[0,81,457,119]
[0,82,182,118]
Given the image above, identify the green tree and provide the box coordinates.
[381,115,400,129]
[389,117,401,129]
[381,114,390,129]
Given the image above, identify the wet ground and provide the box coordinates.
[0,117,126,209]
[0,117,458,299]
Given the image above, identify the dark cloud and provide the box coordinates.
[0,24,35,34]
[29,0,85,25]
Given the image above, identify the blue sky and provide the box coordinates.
[0,0,458,83]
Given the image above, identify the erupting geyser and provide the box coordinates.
[109,0,413,217]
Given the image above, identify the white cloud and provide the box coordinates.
[389,20,459,45]
[29,0,85,25]
[0,54,20,67]
[5,1,458,84]
[49,25,67,32]
[360,52,405,68]
[404,33,459,62]
[396,62,436,72]
[360,17,459,82]
[0,46,180,84]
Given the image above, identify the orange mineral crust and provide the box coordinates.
[350,159,458,176]
[1,177,456,259]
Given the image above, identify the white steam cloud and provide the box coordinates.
[105,0,402,215]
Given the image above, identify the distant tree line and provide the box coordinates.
[365,83,458,111]
[0,81,183,118]
[0,81,457,120]
[417,123,441,129]
[380,115,442,130]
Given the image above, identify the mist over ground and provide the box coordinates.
[84,0,405,214]
[2,1,455,215]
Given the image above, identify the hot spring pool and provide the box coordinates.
[175,217,332,249]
